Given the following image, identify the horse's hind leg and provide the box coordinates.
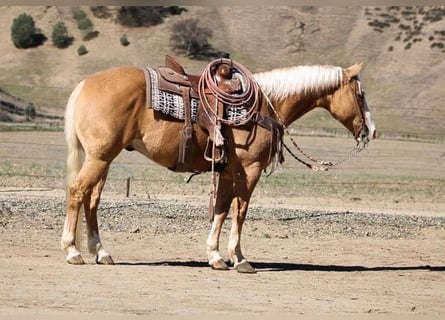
[62,158,110,264]
[84,167,114,265]
[62,186,85,264]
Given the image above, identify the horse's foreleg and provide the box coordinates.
[207,212,229,270]
[228,196,255,273]
[227,165,262,274]
[84,168,114,265]
[206,176,233,270]
[61,158,110,264]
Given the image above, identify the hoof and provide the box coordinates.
[96,253,115,265]
[235,260,256,274]
[67,253,85,265]
[211,259,229,270]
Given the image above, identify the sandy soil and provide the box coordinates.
[1,190,444,318]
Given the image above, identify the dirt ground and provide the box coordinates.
[1,132,444,318]
[1,193,444,318]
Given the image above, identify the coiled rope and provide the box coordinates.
[198,58,260,127]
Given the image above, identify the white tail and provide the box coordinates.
[64,81,85,249]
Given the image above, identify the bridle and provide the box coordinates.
[351,75,370,146]
[261,74,370,172]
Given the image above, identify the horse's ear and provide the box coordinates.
[344,62,364,79]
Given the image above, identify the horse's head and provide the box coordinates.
[320,63,376,143]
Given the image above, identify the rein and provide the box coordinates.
[283,137,368,171]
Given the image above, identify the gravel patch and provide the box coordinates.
[1,196,444,240]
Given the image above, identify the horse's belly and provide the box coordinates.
[129,128,211,171]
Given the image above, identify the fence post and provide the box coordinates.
[126,177,131,197]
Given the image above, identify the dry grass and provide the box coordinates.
[1,131,443,216]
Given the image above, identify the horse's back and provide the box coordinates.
[76,66,146,115]
[81,66,146,97]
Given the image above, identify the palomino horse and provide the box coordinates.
[61,60,376,273]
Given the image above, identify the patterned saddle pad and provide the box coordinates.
[145,67,199,122]
[143,67,250,124]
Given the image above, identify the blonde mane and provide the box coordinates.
[253,65,343,101]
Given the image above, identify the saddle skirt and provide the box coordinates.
[144,67,199,122]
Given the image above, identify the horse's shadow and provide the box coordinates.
[116,260,445,272]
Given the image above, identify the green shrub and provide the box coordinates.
[82,30,99,41]
[25,102,36,121]
[73,8,98,41]
[73,8,88,24]
[11,13,41,48]
[77,15,93,31]
[120,34,130,46]
[77,44,88,56]
[51,21,73,48]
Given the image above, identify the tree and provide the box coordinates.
[117,6,164,27]
[169,18,213,58]
[11,13,41,48]
[51,21,73,48]
[90,6,112,19]
[163,6,187,16]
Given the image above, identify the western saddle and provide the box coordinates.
[145,55,282,175]
[155,55,244,172]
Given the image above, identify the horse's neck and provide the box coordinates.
[254,65,343,127]
[271,94,324,127]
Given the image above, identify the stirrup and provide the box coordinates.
[204,137,225,163]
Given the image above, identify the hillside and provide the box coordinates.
[0,6,444,140]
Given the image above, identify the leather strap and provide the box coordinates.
[143,67,152,108]
[176,87,194,172]
[255,113,285,164]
